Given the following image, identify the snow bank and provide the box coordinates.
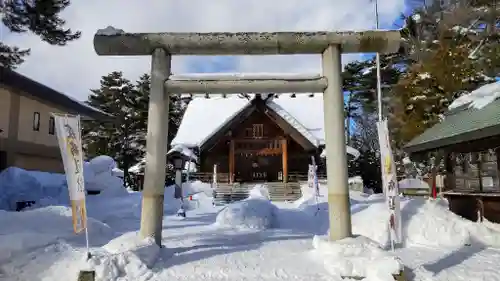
[312,235,403,279]
[248,184,270,200]
[89,233,165,280]
[294,182,366,210]
[351,197,500,248]
[0,206,113,263]
[449,81,500,110]
[163,181,213,213]
[102,233,161,267]
[89,156,117,174]
[0,155,127,211]
[0,167,46,210]
[215,198,278,229]
[85,156,125,194]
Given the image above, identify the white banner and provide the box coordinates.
[377,119,402,246]
[53,114,87,233]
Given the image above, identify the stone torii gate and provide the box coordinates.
[93,29,401,246]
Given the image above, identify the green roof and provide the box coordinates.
[404,98,500,153]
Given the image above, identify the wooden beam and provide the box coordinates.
[282,138,288,183]
[229,140,235,183]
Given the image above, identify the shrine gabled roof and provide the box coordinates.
[172,94,359,158]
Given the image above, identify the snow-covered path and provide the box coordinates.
[155,209,332,281]
[3,183,500,281]
[397,245,500,281]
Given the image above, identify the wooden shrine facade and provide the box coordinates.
[197,95,322,183]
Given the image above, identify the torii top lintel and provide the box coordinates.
[93,30,402,56]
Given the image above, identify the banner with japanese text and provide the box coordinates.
[53,114,87,234]
[377,119,402,245]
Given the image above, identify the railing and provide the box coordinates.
[188,172,325,184]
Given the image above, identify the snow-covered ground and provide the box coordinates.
[1,171,500,281]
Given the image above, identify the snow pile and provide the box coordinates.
[88,233,165,280]
[398,178,429,190]
[312,235,403,279]
[348,176,364,192]
[215,198,278,230]
[0,167,46,210]
[85,156,126,195]
[449,81,500,110]
[163,181,213,213]
[248,184,270,200]
[0,155,127,211]
[96,26,125,36]
[0,206,113,263]
[102,233,161,267]
[351,197,500,248]
[294,182,366,210]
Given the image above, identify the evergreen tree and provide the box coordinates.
[83,71,138,186]
[82,72,187,187]
[342,57,403,190]
[1,0,80,69]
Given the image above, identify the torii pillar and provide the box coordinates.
[93,29,401,245]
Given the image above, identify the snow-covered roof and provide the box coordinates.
[167,144,198,162]
[172,96,250,147]
[172,94,359,158]
[268,95,326,146]
[449,81,500,110]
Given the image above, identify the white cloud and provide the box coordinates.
[1,0,405,100]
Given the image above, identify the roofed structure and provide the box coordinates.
[404,81,500,223]
[172,94,359,183]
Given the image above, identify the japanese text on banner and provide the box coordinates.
[377,119,402,245]
[53,114,87,233]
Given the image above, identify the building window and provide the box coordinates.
[33,112,40,131]
[252,124,264,138]
[245,128,252,138]
[49,116,55,135]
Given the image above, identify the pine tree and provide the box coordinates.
[1,0,80,69]
[342,58,403,191]
[82,72,188,187]
[82,71,138,186]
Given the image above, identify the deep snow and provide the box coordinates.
[1,175,500,281]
